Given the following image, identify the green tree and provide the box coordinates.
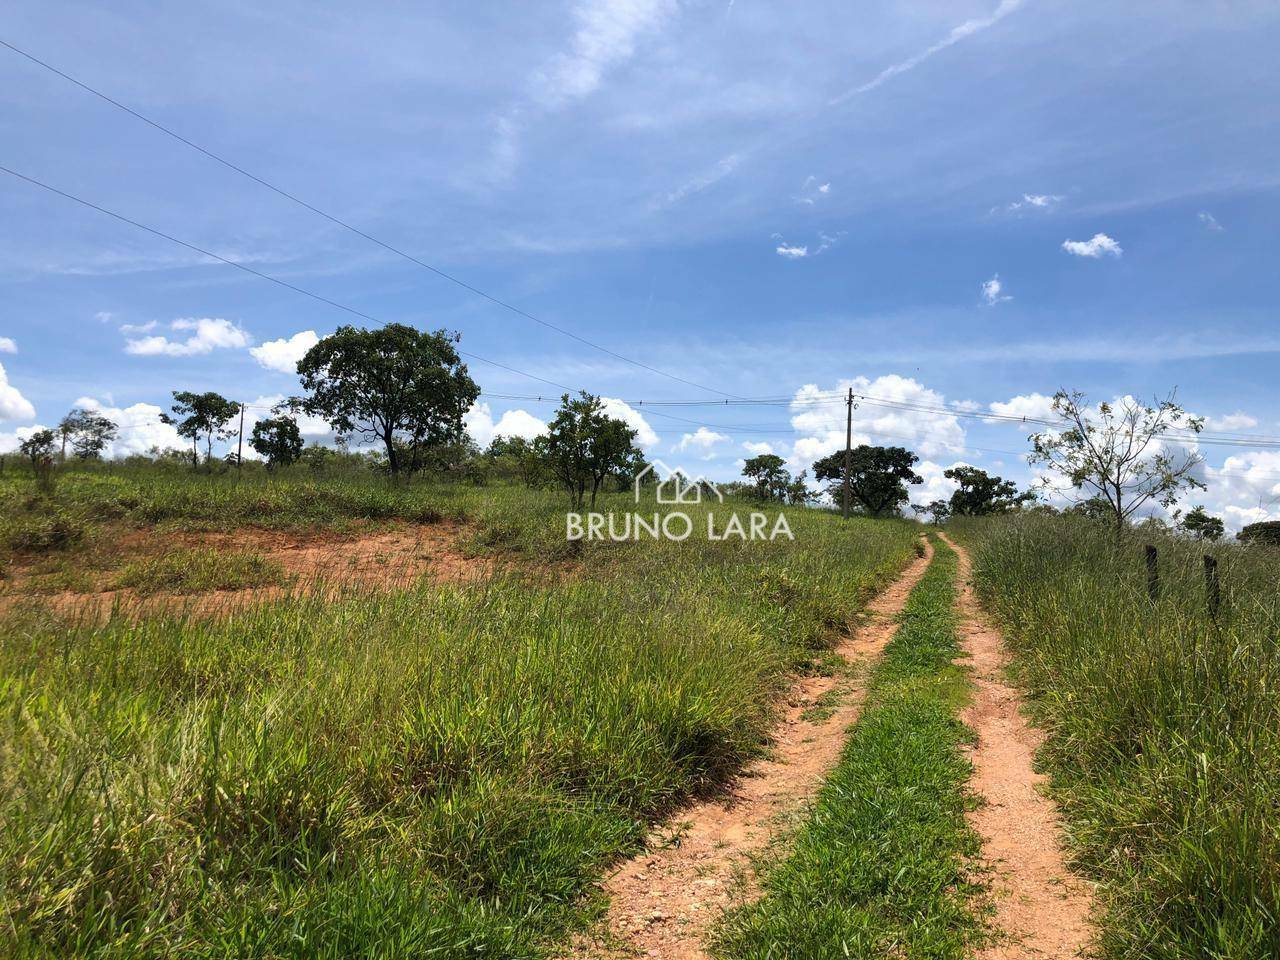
[1029,390,1204,534]
[1238,521,1280,546]
[742,454,789,502]
[925,499,952,525]
[296,324,479,477]
[18,428,56,470]
[812,445,923,517]
[1180,505,1224,541]
[161,391,242,470]
[945,465,1034,516]
[57,409,119,461]
[249,416,304,472]
[535,392,643,508]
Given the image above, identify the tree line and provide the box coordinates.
[11,324,1272,542]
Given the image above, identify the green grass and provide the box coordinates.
[0,471,919,959]
[714,537,984,960]
[111,548,290,594]
[953,512,1280,960]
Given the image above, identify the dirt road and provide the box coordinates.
[940,533,1095,960]
[565,541,933,960]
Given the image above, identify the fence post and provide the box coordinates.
[1145,544,1159,602]
[1203,554,1220,621]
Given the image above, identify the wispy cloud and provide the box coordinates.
[773,230,842,259]
[996,192,1063,215]
[980,274,1012,305]
[655,151,744,208]
[831,0,1024,104]
[776,243,808,259]
[1062,232,1122,258]
[1199,211,1225,232]
[794,175,832,206]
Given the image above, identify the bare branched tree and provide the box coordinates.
[1029,390,1205,534]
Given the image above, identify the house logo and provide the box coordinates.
[567,459,792,543]
[635,459,725,505]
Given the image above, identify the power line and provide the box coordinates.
[0,36,741,400]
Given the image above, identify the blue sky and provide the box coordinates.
[2,1,1279,526]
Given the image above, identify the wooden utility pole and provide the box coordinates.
[842,388,853,520]
[236,403,245,475]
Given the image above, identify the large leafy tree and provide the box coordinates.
[1029,390,1204,534]
[161,391,242,470]
[57,408,119,461]
[536,392,645,508]
[813,445,923,517]
[296,324,479,477]
[249,416,304,472]
[945,465,1034,516]
[18,428,56,469]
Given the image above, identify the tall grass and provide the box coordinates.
[0,478,918,958]
[955,512,1280,959]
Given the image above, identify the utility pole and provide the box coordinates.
[236,403,245,476]
[842,387,853,520]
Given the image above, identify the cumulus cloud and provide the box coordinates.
[464,402,548,448]
[986,392,1058,424]
[0,337,16,354]
[1198,211,1224,233]
[124,317,252,357]
[72,397,182,456]
[0,361,36,421]
[246,395,333,438]
[980,274,1012,305]
[789,374,966,468]
[1189,451,1280,532]
[742,440,775,456]
[1061,233,1122,258]
[674,426,730,458]
[908,459,969,509]
[250,330,320,374]
[1205,412,1259,432]
[600,396,659,447]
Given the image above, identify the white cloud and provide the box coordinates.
[986,392,1058,424]
[464,402,548,448]
[0,361,36,421]
[980,274,1012,305]
[790,374,966,468]
[1205,412,1259,432]
[535,0,678,108]
[0,337,15,354]
[908,459,969,509]
[250,330,320,374]
[246,395,333,438]
[776,243,808,259]
[1004,192,1063,214]
[657,151,743,208]
[1198,211,1225,233]
[674,426,730,458]
[124,317,252,357]
[1061,233,1122,258]
[794,176,833,206]
[742,440,775,456]
[600,396,659,447]
[119,321,158,335]
[951,399,982,413]
[72,397,182,456]
[1188,451,1280,532]
[832,0,1024,103]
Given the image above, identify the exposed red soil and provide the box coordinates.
[0,522,492,619]
[564,540,934,960]
[940,533,1096,960]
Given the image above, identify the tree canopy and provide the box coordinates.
[1029,390,1204,533]
[161,391,241,470]
[296,324,479,476]
[57,409,119,460]
[741,454,811,505]
[249,416,305,472]
[945,465,1034,516]
[812,445,923,517]
[535,392,646,508]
